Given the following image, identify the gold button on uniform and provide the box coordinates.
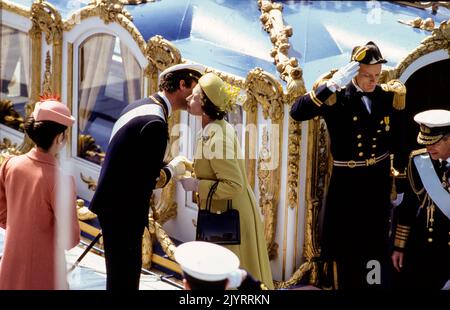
[358,143,362,147]
[359,152,364,157]
[428,238,433,243]
[372,138,377,141]
[357,134,362,139]
[377,130,381,133]
[372,145,376,148]
[353,116,358,121]
[380,120,384,124]
[429,228,433,232]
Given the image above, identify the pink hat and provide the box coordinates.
[32,95,75,127]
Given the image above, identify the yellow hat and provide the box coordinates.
[198,73,237,113]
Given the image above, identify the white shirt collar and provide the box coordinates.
[157,91,172,118]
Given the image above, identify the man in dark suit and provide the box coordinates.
[290,42,408,289]
[89,63,205,290]
[392,109,450,289]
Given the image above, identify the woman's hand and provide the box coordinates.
[179,177,199,192]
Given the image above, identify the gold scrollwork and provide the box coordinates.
[398,17,436,31]
[245,68,284,121]
[0,99,25,132]
[0,138,22,166]
[42,51,52,94]
[258,127,279,259]
[1,0,31,18]
[146,35,182,72]
[396,19,450,77]
[78,134,105,165]
[80,172,97,192]
[257,0,305,101]
[30,0,62,45]
[119,0,153,4]
[63,0,147,56]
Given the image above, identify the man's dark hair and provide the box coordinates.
[24,116,67,151]
[184,272,227,290]
[200,88,227,121]
[159,69,202,93]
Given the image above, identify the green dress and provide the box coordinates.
[194,119,274,289]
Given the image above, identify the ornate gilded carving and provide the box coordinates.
[42,51,53,94]
[0,138,21,166]
[0,99,25,132]
[394,1,450,12]
[78,134,105,165]
[119,0,153,4]
[257,0,305,101]
[396,19,450,77]
[398,17,436,31]
[0,0,31,18]
[30,0,62,45]
[287,120,301,209]
[245,68,284,121]
[258,127,279,259]
[63,0,147,56]
[80,173,97,192]
[76,198,97,221]
[148,216,176,260]
[146,35,182,72]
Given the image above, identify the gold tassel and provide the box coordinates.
[393,92,406,110]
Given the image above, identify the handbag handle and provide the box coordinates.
[205,181,233,212]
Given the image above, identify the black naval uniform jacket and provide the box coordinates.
[89,94,170,289]
[290,81,408,263]
[393,150,450,289]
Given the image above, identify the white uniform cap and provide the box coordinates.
[414,109,450,145]
[174,241,240,282]
[158,63,206,83]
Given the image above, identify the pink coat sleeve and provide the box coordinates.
[51,175,80,250]
[0,157,12,229]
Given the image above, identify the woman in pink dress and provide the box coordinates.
[0,95,80,290]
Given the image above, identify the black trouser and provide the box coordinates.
[98,214,146,290]
[333,256,391,289]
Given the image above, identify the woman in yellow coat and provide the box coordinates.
[180,73,273,289]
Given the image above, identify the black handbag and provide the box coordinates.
[195,181,241,245]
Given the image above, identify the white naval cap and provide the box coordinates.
[414,109,450,145]
[158,62,205,83]
[174,241,240,282]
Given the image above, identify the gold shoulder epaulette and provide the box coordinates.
[311,69,337,106]
[410,148,427,158]
[380,79,406,110]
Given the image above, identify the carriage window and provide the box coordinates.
[0,24,30,132]
[77,34,143,165]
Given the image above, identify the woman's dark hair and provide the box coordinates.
[183,272,227,290]
[159,69,201,93]
[24,116,67,151]
[200,88,227,121]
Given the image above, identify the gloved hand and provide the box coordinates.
[327,61,360,92]
[179,177,199,192]
[226,269,247,289]
[167,155,190,178]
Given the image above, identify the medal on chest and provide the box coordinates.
[384,116,390,131]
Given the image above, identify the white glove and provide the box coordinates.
[327,61,360,92]
[167,155,190,178]
[179,177,199,192]
[226,269,247,289]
